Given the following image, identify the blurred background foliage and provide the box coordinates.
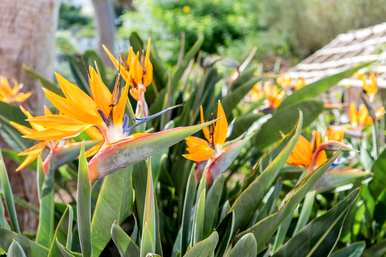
[58,0,386,70]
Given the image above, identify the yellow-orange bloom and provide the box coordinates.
[183,101,228,162]
[11,66,129,151]
[277,74,292,90]
[348,103,384,130]
[277,75,305,91]
[264,84,284,109]
[103,40,153,101]
[249,83,264,101]
[326,126,345,142]
[39,69,128,142]
[0,77,31,104]
[358,72,378,101]
[294,78,305,90]
[10,106,103,171]
[184,137,215,162]
[287,131,328,170]
[11,106,64,171]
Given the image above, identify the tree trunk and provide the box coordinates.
[0,0,59,232]
[92,0,116,66]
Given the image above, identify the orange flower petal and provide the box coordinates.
[143,39,153,87]
[183,136,215,162]
[213,101,228,145]
[113,82,129,125]
[287,135,313,167]
[55,73,101,124]
[200,105,211,142]
[89,66,113,117]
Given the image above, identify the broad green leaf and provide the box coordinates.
[140,159,157,257]
[374,190,386,225]
[272,190,359,257]
[83,50,107,82]
[181,171,197,255]
[172,229,182,257]
[36,158,55,247]
[194,68,221,118]
[171,35,204,92]
[132,161,147,231]
[370,148,386,198]
[273,213,292,252]
[0,194,10,229]
[279,62,371,108]
[204,175,225,236]
[48,206,74,257]
[231,113,303,230]
[207,135,252,182]
[222,78,258,115]
[293,191,316,235]
[192,174,206,244]
[0,101,28,125]
[7,240,27,257]
[226,233,257,257]
[24,66,61,95]
[88,121,214,181]
[77,145,92,257]
[254,183,282,223]
[240,153,340,254]
[0,151,20,232]
[66,54,90,94]
[229,113,263,140]
[47,141,98,173]
[111,222,140,257]
[56,240,82,257]
[161,35,203,125]
[360,138,373,171]
[0,118,31,151]
[183,231,218,257]
[0,102,31,151]
[363,240,386,257]
[331,242,365,257]
[0,228,48,257]
[314,167,370,193]
[149,88,166,115]
[255,100,323,149]
[91,167,134,257]
[215,212,235,257]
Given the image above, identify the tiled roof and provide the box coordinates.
[288,23,386,87]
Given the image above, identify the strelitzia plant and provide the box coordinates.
[11,65,212,181]
[0,34,372,257]
[184,101,229,183]
[10,106,101,172]
[0,76,31,104]
[249,82,284,110]
[277,74,305,92]
[287,130,328,172]
[0,113,366,257]
[357,72,378,102]
[348,102,384,132]
[326,126,345,142]
[103,39,152,118]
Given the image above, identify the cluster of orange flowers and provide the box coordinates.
[1,45,385,179]
[249,75,305,110]
[5,40,153,172]
[286,71,384,171]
